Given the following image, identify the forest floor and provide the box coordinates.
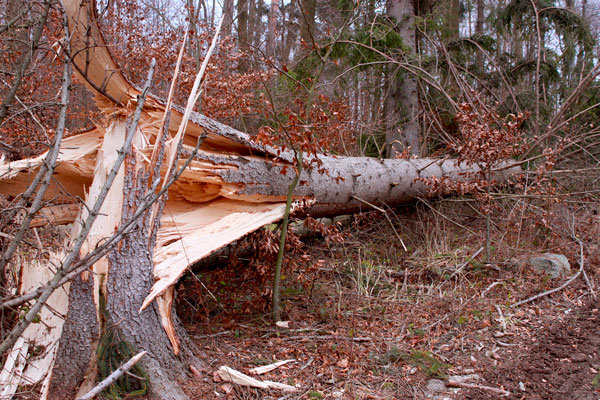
[177,198,600,400]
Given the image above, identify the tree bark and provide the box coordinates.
[223,0,234,37]
[385,0,420,157]
[446,0,460,42]
[237,0,249,71]
[282,0,298,63]
[48,274,99,399]
[299,0,316,51]
[266,0,279,58]
[475,0,485,71]
[104,163,199,400]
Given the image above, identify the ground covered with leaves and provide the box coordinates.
[174,199,600,399]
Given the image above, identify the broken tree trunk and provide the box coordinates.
[0,0,519,398]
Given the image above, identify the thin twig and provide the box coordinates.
[416,197,476,234]
[447,247,484,280]
[0,2,66,277]
[481,281,502,298]
[76,351,147,400]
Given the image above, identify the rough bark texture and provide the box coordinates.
[48,274,99,399]
[385,0,420,157]
[103,157,199,400]
[197,152,516,217]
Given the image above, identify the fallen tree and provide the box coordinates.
[0,1,519,398]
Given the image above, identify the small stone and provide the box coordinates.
[427,378,447,393]
[519,381,526,391]
[529,253,570,278]
[572,353,587,362]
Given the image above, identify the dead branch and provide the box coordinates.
[76,351,147,400]
[447,379,510,396]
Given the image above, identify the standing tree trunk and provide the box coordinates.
[266,0,279,58]
[223,0,234,37]
[282,0,297,63]
[385,0,420,157]
[446,0,460,42]
[237,0,250,72]
[475,0,485,72]
[299,0,316,51]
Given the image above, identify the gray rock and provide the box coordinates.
[426,378,447,393]
[529,253,570,278]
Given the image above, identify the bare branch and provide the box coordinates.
[76,352,147,400]
[511,239,587,308]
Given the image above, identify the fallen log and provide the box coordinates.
[0,0,519,398]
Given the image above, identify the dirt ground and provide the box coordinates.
[7,199,599,399]
[461,300,600,400]
[176,201,600,400]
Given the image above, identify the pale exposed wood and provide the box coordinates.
[0,252,70,395]
[144,199,287,310]
[157,286,179,355]
[218,366,298,392]
[249,359,295,375]
[0,129,101,202]
[0,337,27,400]
[78,119,130,318]
[63,0,136,105]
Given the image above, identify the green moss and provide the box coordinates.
[401,350,452,379]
